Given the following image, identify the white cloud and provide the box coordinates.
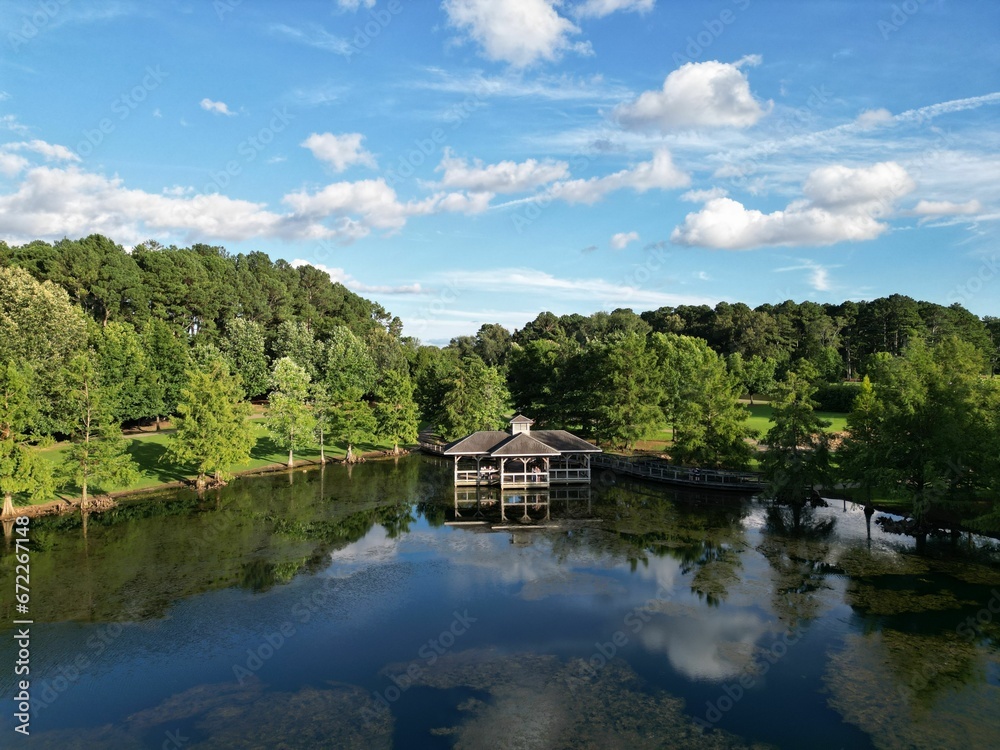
[200,98,235,116]
[335,0,375,9]
[0,91,9,101]
[672,161,915,249]
[775,259,838,291]
[442,0,591,68]
[610,231,639,250]
[0,152,28,177]
[0,114,29,134]
[269,23,352,56]
[0,165,329,245]
[574,0,655,19]
[435,150,568,193]
[290,260,422,295]
[444,266,715,309]
[301,132,377,172]
[283,177,491,233]
[615,57,771,131]
[5,139,80,162]
[415,67,631,102]
[681,187,728,202]
[854,108,893,130]
[547,147,689,203]
[911,199,982,217]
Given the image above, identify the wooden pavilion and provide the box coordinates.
[442,415,601,488]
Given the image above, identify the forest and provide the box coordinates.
[1,235,998,531]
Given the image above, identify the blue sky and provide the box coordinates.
[1,0,997,343]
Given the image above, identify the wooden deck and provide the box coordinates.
[592,454,766,492]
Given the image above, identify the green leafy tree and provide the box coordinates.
[331,396,377,463]
[373,368,419,454]
[0,362,54,515]
[272,320,324,380]
[310,381,335,464]
[221,318,270,400]
[672,350,756,469]
[865,337,994,523]
[92,321,158,424]
[267,357,316,468]
[166,361,254,489]
[322,327,379,462]
[837,375,882,507]
[437,357,510,441]
[142,319,190,429]
[588,333,661,451]
[728,353,777,405]
[0,265,88,433]
[761,363,832,502]
[62,353,139,507]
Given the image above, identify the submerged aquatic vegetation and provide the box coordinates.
[384,648,774,749]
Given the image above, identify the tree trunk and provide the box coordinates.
[346,444,355,463]
[287,448,294,469]
[81,481,89,512]
[155,415,161,432]
[393,441,400,456]
[1,492,14,518]
[195,473,207,492]
[319,429,326,465]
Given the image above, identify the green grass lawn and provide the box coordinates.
[36,422,394,505]
[635,403,848,455]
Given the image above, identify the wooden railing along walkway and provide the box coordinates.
[591,454,765,492]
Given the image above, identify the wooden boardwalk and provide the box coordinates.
[591,454,766,492]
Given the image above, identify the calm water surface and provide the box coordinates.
[1,456,999,749]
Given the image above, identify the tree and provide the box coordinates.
[863,337,994,523]
[142,319,190,429]
[373,368,419,454]
[588,333,661,451]
[0,362,54,516]
[321,326,378,462]
[761,363,832,502]
[437,357,510,441]
[266,358,315,468]
[62,353,139,508]
[330,395,377,463]
[92,321,158,424]
[0,265,88,433]
[310,381,335,464]
[837,376,882,507]
[473,323,513,368]
[166,361,254,489]
[221,318,270,400]
[272,320,323,380]
[672,350,756,469]
[742,355,777,405]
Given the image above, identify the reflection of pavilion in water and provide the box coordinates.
[447,485,595,529]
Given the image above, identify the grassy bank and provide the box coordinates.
[36,422,395,506]
[635,403,849,454]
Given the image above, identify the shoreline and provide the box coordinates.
[5,448,412,520]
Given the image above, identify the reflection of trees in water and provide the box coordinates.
[759,502,838,628]
[0,458,432,624]
[592,483,751,605]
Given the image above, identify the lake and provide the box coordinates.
[1,456,999,749]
